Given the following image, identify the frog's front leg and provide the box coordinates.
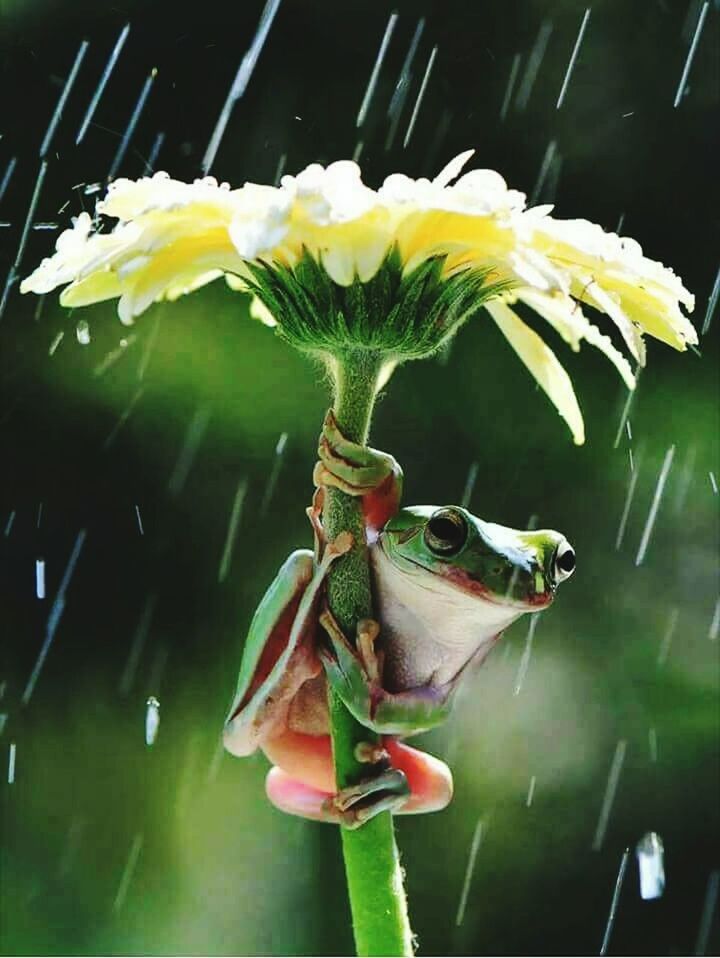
[319,607,455,736]
[313,409,403,532]
[263,730,452,826]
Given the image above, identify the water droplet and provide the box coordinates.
[636,832,665,900]
[76,320,90,345]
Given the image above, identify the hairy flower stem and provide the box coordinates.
[322,348,414,957]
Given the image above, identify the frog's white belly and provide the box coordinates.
[370,542,523,691]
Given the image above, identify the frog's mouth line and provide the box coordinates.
[376,536,552,610]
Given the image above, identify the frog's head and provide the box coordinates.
[380,506,575,609]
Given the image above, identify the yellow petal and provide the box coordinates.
[516,288,636,389]
[486,300,585,445]
[249,296,278,327]
[59,270,123,307]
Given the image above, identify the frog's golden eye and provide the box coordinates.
[553,539,576,582]
[424,508,468,556]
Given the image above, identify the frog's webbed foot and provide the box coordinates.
[322,767,410,829]
[313,409,403,530]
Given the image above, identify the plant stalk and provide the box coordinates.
[322,348,414,957]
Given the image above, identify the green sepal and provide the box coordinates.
[243,245,514,363]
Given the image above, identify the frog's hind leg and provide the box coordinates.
[384,739,453,815]
[263,730,453,825]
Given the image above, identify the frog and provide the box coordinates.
[223,411,576,828]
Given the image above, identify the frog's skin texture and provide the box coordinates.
[224,412,576,827]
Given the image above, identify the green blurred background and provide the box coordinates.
[0,0,718,954]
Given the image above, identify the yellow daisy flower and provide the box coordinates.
[21,150,696,444]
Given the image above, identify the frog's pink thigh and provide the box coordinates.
[263,730,453,818]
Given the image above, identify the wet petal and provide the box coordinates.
[487,300,585,445]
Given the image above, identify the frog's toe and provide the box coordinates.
[316,410,398,495]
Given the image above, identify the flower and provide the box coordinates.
[21,151,696,444]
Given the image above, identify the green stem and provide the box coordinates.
[322,348,414,958]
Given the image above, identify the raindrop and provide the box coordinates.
[274,152,287,186]
[40,40,90,158]
[599,847,630,955]
[695,869,720,956]
[636,832,665,900]
[145,131,165,174]
[0,160,49,321]
[102,385,145,450]
[76,319,91,345]
[4,511,16,537]
[112,833,143,912]
[206,736,226,784]
[22,529,86,706]
[556,8,591,110]
[648,726,658,763]
[137,310,161,381]
[514,614,539,695]
[145,696,160,746]
[135,505,144,536]
[218,478,248,583]
[403,45,438,148]
[592,739,627,851]
[202,0,283,174]
[356,12,399,127]
[635,445,675,566]
[673,2,709,108]
[57,816,86,878]
[673,444,697,514]
[515,20,553,111]
[76,23,131,145]
[530,139,557,206]
[708,598,719,641]
[168,405,212,496]
[108,69,158,181]
[48,329,65,356]
[460,462,478,509]
[35,558,46,600]
[7,743,16,784]
[119,595,156,696]
[657,607,679,668]
[709,471,718,494]
[92,325,128,363]
[500,53,522,121]
[389,19,425,120]
[701,263,719,335]
[260,432,289,515]
[455,817,484,926]
[526,775,537,807]
[0,156,17,203]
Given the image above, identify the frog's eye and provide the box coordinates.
[424,509,468,556]
[553,539,576,582]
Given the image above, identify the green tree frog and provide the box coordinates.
[224,412,576,827]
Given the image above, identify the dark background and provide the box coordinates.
[1,0,719,954]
